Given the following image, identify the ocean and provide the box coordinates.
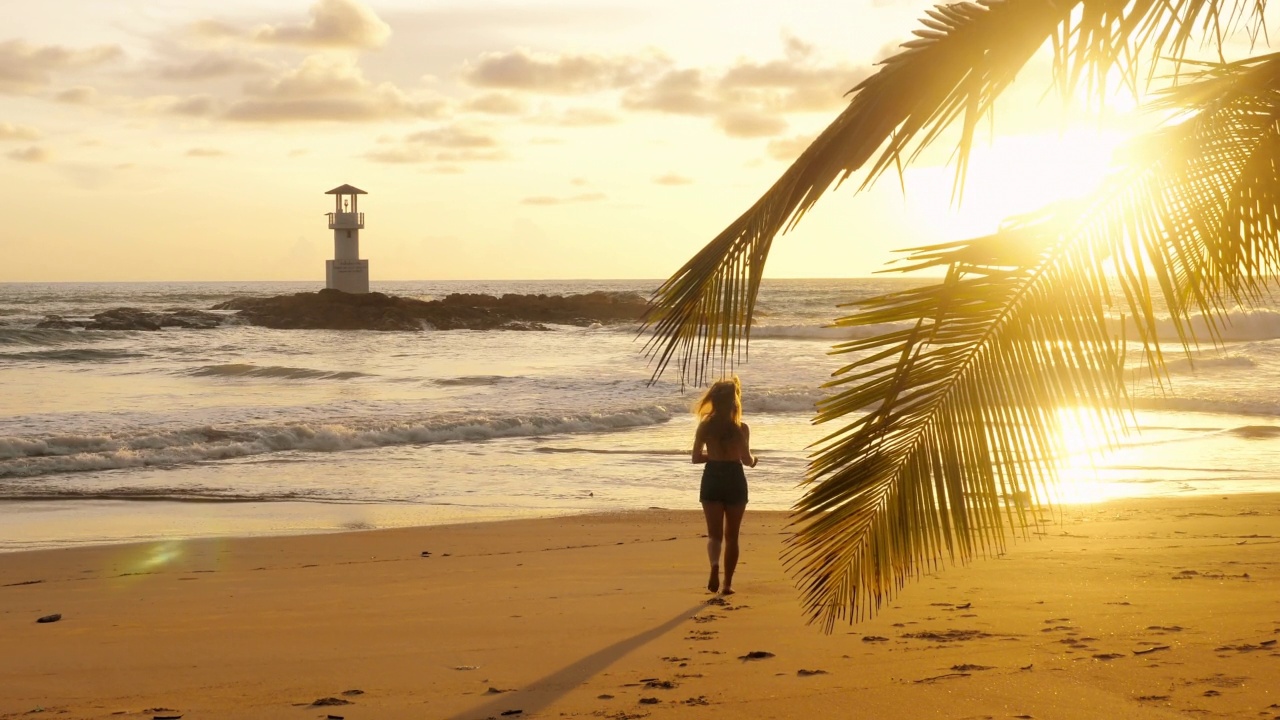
[3,278,1279,552]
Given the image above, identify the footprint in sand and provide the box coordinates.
[686,630,717,641]
[901,629,992,642]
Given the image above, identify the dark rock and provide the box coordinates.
[211,288,649,332]
[157,309,224,329]
[738,651,775,660]
[36,613,62,623]
[35,315,83,329]
[85,308,163,331]
[310,698,350,706]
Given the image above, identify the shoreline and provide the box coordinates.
[5,481,1280,554]
[3,493,1278,719]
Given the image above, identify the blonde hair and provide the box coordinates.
[696,377,743,441]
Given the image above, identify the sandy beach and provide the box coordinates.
[2,495,1278,719]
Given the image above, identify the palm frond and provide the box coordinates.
[786,52,1280,629]
[641,0,1263,388]
[642,0,1074,387]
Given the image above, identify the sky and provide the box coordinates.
[0,0,1242,282]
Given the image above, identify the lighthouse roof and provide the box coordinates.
[325,184,367,195]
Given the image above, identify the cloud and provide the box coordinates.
[493,37,866,140]
[7,146,50,163]
[0,40,123,94]
[715,110,788,138]
[149,94,221,117]
[157,53,273,82]
[225,55,448,122]
[54,86,98,105]
[653,173,692,186]
[462,92,526,115]
[717,37,865,112]
[0,123,40,141]
[766,133,817,161]
[366,123,505,164]
[251,0,391,49]
[186,147,226,157]
[462,48,666,94]
[520,192,606,205]
[621,69,715,115]
[530,106,619,126]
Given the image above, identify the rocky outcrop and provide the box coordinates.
[211,289,649,331]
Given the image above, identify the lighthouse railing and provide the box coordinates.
[327,212,365,230]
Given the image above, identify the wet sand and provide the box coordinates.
[2,495,1278,719]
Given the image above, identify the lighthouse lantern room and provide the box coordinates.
[325,183,370,294]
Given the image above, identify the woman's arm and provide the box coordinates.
[740,423,758,468]
[691,422,709,464]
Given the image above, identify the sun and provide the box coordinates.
[905,126,1129,243]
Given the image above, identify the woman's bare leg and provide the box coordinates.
[721,504,746,594]
[701,502,725,592]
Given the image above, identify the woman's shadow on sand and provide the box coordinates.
[449,602,705,720]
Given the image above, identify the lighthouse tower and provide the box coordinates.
[324,184,370,294]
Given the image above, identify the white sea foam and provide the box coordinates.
[1132,395,1280,417]
[0,405,676,479]
[434,375,517,387]
[1132,308,1280,342]
[1128,353,1256,379]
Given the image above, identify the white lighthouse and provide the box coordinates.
[324,183,370,294]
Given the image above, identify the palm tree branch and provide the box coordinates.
[785,57,1280,628]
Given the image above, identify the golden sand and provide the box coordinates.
[2,495,1278,719]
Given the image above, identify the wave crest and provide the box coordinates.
[0,406,675,479]
[0,348,144,363]
[187,363,375,380]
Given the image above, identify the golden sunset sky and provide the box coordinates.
[0,0,1226,281]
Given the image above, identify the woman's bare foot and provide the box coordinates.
[720,586,735,596]
[708,566,720,593]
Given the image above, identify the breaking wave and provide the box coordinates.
[434,375,518,387]
[0,405,676,479]
[0,348,145,363]
[0,329,116,347]
[187,363,375,381]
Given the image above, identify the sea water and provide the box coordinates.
[2,279,1279,551]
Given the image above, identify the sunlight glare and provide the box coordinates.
[1050,406,1127,505]
[905,127,1128,243]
